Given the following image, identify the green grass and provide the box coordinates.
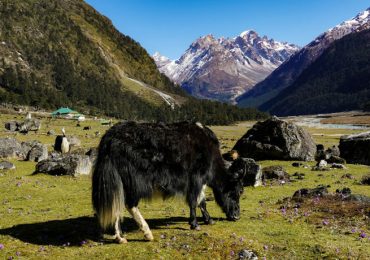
[0,116,369,259]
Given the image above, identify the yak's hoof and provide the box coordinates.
[144,233,154,241]
[205,219,215,225]
[115,236,128,244]
[190,225,201,231]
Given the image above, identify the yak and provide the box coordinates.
[92,121,249,243]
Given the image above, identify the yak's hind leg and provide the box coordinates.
[126,206,154,241]
[114,216,127,244]
[197,185,215,225]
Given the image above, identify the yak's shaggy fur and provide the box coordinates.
[92,121,247,242]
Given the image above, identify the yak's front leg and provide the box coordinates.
[126,206,154,241]
[189,204,201,230]
[199,199,215,225]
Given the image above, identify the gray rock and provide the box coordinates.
[0,138,26,159]
[262,165,290,183]
[35,154,93,177]
[0,161,15,170]
[233,117,316,161]
[361,174,370,185]
[238,249,258,260]
[318,160,328,168]
[18,119,41,133]
[47,130,56,136]
[331,163,346,169]
[339,131,370,165]
[21,140,48,162]
[5,121,19,132]
[293,185,328,198]
[67,135,81,149]
[86,148,98,164]
[327,155,346,164]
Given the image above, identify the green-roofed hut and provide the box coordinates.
[51,107,79,118]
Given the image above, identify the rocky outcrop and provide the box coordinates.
[35,153,93,177]
[18,119,41,133]
[0,138,25,159]
[0,138,47,162]
[339,131,370,165]
[315,145,345,164]
[233,117,316,161]
[293,186,329,199]
[262,165,290,183]
[21,140,48,162]
[4,119,41,133]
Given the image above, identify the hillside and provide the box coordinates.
[0,0,266,124]
[237,8,370,108]
[153,31,298,103]
[260,28,370,116]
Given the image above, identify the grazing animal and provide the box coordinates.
[83,126,91,130]
[92,121,249,243]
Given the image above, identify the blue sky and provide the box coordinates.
[85,0,370,60]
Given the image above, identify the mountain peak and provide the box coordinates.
[153,29,299,103]
[240,30,258,38]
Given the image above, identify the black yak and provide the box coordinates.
[92,121,249,243]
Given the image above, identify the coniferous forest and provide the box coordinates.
[0,0,267,124]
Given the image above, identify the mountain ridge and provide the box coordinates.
[259,27,370,116]
[153,30,299,103]
[237,7,370,108]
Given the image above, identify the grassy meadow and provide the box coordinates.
[0,113,369,259]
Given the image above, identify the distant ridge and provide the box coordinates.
[237,8,370,109]
[153,31,299,103]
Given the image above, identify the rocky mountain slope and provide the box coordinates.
[259,28,370,116]
[153,31,299,103]
[0,0,266,124]
[237,8,370,108]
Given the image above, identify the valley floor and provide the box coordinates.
[0,113,369,259]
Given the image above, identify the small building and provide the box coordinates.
[51,107,82,120]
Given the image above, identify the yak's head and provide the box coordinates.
[213,158,249,221]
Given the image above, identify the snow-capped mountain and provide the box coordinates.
[153,31,299,103]
[237,7,370,108]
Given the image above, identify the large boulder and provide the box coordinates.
[339,131,370,165]
[21,140,48,162]
[233,117,316,161]
[35,153,93,177]
[0,138,25,159]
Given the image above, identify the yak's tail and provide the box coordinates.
[92,155,124,231]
